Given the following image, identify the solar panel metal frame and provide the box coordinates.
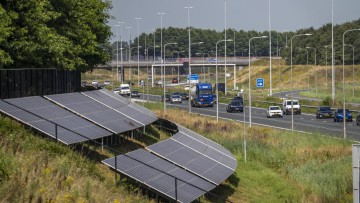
[102,149,214,202]
[146,139,234,185]
[0,98,112,145]
[81,90,156,126]
[44,93,143,134]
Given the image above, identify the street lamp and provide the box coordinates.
[269,0,273,97]
[248,36,268,127]
[114,22,125,82]
[342,28,360,139]
[306,47,317,95]
[324,45,331,87]
[216,39,233,122]
[290,33,312,131]
[163,42,178,112]
[174,50,185,82]
[158,12,165,95]
[344,44,355,98]
[130,46,142,86]
[125,26,132,81]
[188,41,204,113]
[134,18,141,86]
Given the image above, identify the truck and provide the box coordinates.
[282,99,301,115]
[190,83,214,107]
[119,84,131,96]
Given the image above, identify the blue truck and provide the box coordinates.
[190,83,214,107]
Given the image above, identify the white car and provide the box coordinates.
[170,95,182,103]
[91,80,98,86]
[104,80,111,85]
[184,85,190,91]
[266,106,283,118]
[113,88,120,94]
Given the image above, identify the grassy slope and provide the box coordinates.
[153,108,353,203]
[0,116,163,203]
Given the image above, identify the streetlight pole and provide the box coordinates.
[306,47,317,95]
[249,36,268,127]
[216,39,233,122]
[269,0,273,96]
[224,0,228,95]
[163,42,178,112]
[185,6,193,113]
[324,45,331,87]
[304,48,309,91]
[134,18,141,86]
[344,44,355,98]
[125,26,132,81]
[114,24,120,83]
[130,46,142,86]
[343,29,360,139]
[157,12,165,95]
[290,33,312,131]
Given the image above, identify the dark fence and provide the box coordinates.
[0,69,81,99]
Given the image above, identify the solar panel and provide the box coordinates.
[45,93,143,134]
[0,98,112,145]
[82,90,157,125]
[102,149,215,202]
[172,132,237,170]
[147,139,234,185]
[177,125,235,159]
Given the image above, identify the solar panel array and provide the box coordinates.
[45,93,143,134]
[83,90,157,126]
[102,149,216,203]
[174,125,237,171]
[0,97,112,145]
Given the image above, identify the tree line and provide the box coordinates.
[114,18,360,66]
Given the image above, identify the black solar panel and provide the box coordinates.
[147,139,234,185]
[172,132,237,170]
[102,149,215,202]
[177,125,235,159]
[45,93,143,134]
[0,98,112,145]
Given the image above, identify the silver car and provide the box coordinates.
[170,95,182,103]
[266,106,283,118]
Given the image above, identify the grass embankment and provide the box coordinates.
[150,107,354,203]
[0,116,171,203]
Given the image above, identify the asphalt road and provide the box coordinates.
[134,94,360,142]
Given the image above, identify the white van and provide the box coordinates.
[120,84,130,96]
[282,99,301,115]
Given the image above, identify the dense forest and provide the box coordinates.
[115,18,360,66]
[0,0,112,71]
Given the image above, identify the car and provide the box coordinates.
[172,78,179,83]
[161,94,171,102]
[157,80,163,86]
[113,88,120,94]
[81,80,87,86]
[131,90,140,97]
[104,80,111,85]
[266,106,283,118]
[226,100,243,113]
[316,106,333,119]
[170,95,182,103]
[356,113,360,126]
[282,99,301,115]
[172,92,181,96]
[184,85,190,91]
[334,109,352,122]
[91,80,98,86]
[180,92,189,100]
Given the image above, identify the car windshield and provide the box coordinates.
[199,89,212,94]
[173,92,180,95]
[231,101,241,106]
[172,95,181,98]
[286,101,298,105]
[270,106,280,110]
[320,107,331,111]
[180,93,187,96]
[132,91,138,93]
[121,87,129,90]
[337,109,350,113]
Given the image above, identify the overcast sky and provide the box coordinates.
[108,0,360,42]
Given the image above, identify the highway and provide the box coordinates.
[135,94,360,142]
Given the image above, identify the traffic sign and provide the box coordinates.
[187,74,199,84]
[256,78,264,88]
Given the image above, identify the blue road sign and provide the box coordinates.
[187,74,199,83]
[256,78,264,88]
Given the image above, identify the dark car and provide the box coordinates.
[334,108,352,122]
[357,113,360,126]
[180,92,189,100]
[226,100,243,113]
[316,106,333,119]
[131,90,140,97]
[161,94,171,102]
[172,78,179,83]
